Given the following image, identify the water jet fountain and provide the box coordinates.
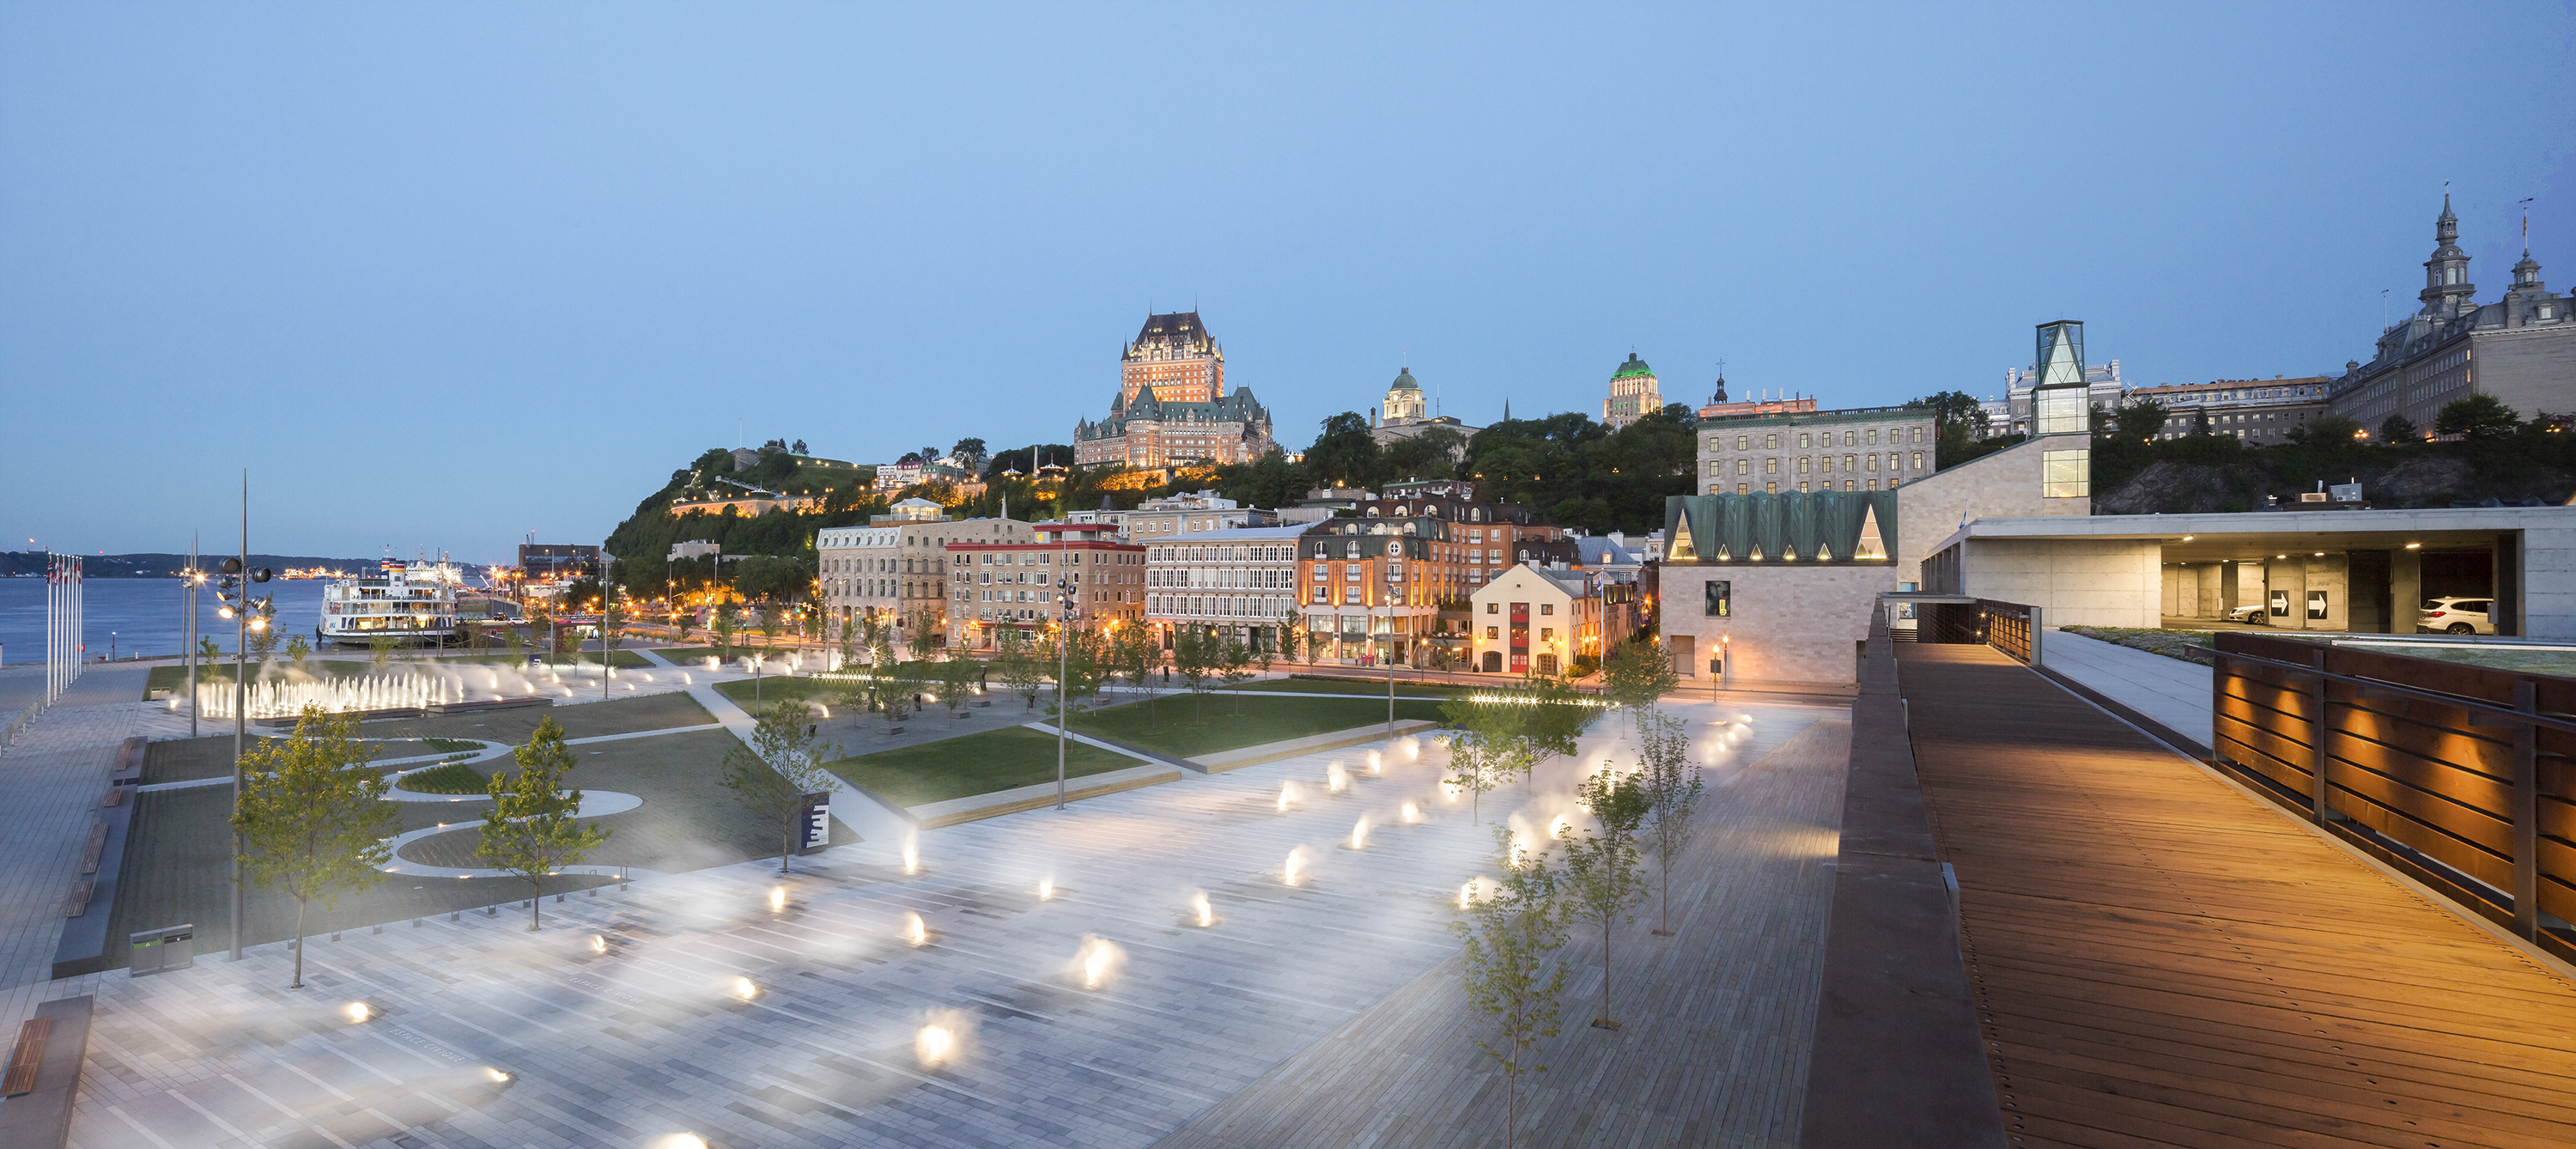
[1347,817,1370,850]
[1192,891,1213,927]
[903,912,928,946]
[1284,846,1308,886]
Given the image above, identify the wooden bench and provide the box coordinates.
[3,1018,50,1097]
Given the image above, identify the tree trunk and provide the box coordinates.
[1601,918,1613,1025]
[529,875,544,931]
[291,897,309,988]
[781,811,796,874]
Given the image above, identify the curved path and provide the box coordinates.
[379,789,653,879]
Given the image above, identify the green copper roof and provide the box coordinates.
[1389,368,1420,391]
[1611,353,1655,380]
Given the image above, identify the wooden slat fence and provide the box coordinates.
[2210,630,2573,960]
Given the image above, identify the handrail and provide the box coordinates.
[2190,643,2571,733]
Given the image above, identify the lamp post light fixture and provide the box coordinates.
[218,471,275,962]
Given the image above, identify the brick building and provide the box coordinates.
[945,523,1145,650]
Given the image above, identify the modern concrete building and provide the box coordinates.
[1920,506,2575,637]
[1660,321,2099,689]
[1697,404,1937,495]
[2330,197,2574,435]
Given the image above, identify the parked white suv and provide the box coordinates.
[2419,598,2495,635]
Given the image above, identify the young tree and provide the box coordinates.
[1558,768,1654,1030]
[907,605,941,664]
[1172,624,1218,724]
[867,631,913,731]
[835,609,865,672]
[1452,824,1570,1149]
[283,633,312,671]
[935,649,977,714]
[1598,635,1680,738]
[198,634,224,665]
[232,705,399,990]
[247,599,283,662]
[476,717,613,931]
[1635,709,1703,936]
[1439,696,1529,824]
[598,594,628,672]
[720,701,844,873]
[1111,624,1161,726]
[368,634,401,674]
[1218,636,1254,714]
[997,626,1047,709]
[1513,676,1596,791]
[713,603,739,661]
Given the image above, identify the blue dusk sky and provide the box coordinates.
[3,3,2572,562]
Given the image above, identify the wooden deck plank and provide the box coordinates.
[1898,643,2576,1149]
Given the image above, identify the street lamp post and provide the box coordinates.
[1054,528,1074,811]
[218,471,273,962]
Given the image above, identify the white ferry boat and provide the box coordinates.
[320,558,462,647]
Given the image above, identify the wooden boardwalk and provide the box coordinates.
[1898,643,2576,1149]
[1154,712,1851,1149]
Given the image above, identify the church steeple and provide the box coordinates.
[2421,193,2476,319]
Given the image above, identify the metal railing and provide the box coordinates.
[2202,633,2570,951]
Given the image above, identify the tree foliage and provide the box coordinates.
[720,701,843,873]
[1452,824,1570,1149]
[476,717,612,931]
[1558,766,1653,1028]
[2437,393,2523,441]
[1636,709,1703,935]
[232,705,398,989]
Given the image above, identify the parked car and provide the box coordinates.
[2418,598,2495,635]
[2224,604,2268,624]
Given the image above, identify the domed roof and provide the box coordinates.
[1388,368,1421,392]
[1611,353,1655,380]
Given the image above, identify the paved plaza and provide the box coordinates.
[3,679,1842,1149]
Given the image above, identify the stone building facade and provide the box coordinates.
[2329,197,2575,435]
[1697,405,1937,495]
[945,524,1145,650]
[1074,312,1277,469]
[818,517,1032,640]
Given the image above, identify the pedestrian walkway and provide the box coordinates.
[0,669,149,1047]
[1898,642,2576,1148]
[1155,702,1844,1148]
[2039,629,2213,749]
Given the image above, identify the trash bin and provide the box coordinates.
[130,925,194,976]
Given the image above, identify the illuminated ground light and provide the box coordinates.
[916,1024,956,1065]
[1284,847,1308,886]
[589,934,607,955]
[904,912,928,946]
[768,886,787,912]
[1192,891,1213,927]
[1400,801,1420,823]
[732,976,758,1001]
[1037,878,1054,900]
[342,1002,372,1024]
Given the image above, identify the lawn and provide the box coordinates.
[1227,676,1468,698]
[2061,626,2216,666]
[827,726,1141,808]
[1072,692,1449,759]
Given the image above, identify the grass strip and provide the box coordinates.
[396,763,489,794]
[828,726,1140,807]
[1072,693,1448,759]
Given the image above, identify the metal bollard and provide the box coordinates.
[331,933,341,942]
[555,894,564,903]
[413,919,423,928]
[371,925,381,935]
[484,905,495,917]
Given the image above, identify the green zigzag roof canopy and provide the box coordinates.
[1662,490,1896,564]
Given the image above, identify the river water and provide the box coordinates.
[0,578,332,664]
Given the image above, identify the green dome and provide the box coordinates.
[1611,353,1655,380]
[1389,368,1421,391]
